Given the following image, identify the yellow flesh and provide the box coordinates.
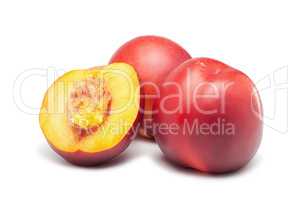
[39,63,140,153]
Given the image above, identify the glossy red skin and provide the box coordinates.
[153,58,263,173]
[48,133,131,166]
[110,36,191,137]
[48,134,130,166]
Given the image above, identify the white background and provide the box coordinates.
[0,0,299,199]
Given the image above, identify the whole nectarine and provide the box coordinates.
[153,58,263,173]
[110,35,191,138]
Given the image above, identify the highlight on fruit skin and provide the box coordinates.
[39,63,140,166]
[153,57,263,173]
[110,35,191,139]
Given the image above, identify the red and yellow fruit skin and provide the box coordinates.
[43,112,141,166]
[153,58,263,173]
[48,133,131,166]
[49,121,138,166]
[110,35,191,138]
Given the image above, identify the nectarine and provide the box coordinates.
[153,58,263,173]
[110,35,191,138]
[39,63,140,166]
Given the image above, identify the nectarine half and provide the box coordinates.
[39,63,140,166]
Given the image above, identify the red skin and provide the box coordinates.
[47,114,140,166]
[153,58,263,173]
[48,133,132,166]
[110,35,191,137]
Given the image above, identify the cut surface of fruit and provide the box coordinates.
[68,76,112,138]
[39,63,140,153]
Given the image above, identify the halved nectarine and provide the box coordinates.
[39,63,140,166]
